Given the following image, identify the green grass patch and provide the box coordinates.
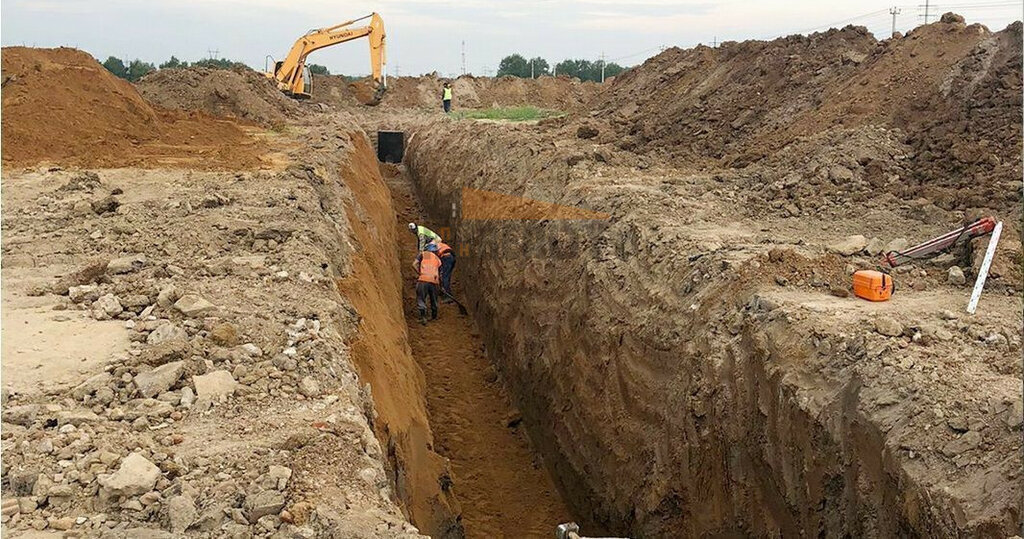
[454,106,563,122]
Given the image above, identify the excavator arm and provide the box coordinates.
[268,12,386,101]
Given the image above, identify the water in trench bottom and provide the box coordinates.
[384,165,573,538]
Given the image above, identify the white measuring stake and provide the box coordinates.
[966,220,1002,314]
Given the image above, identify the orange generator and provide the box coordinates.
[852,270,894,301]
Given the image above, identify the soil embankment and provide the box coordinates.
[1,47,266,169]
[136,67,303,128]
[312,73,600,111]
[384,165,573,537]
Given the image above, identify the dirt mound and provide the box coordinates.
[136,66,302,127]
[589,17,1023,216]
[1,47,265,170]
[312,73,600,111]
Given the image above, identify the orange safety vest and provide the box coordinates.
[417,252,441,284]
[436,242,453,258]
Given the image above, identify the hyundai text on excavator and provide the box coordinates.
[266,12,386,103]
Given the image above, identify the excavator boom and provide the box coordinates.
[267,12,386,102]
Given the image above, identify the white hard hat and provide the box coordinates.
[408,222,416,230]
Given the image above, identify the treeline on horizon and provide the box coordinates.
[496,53,627,82]
[97,55,331,82]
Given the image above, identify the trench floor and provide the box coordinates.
[385,166,573,538]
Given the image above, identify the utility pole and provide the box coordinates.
[530,58,534,79]
[920,0,930,24]
[712,36,717,48]
[461,40,466,76]
[600,52,606,83]
[207,48,219,60]
[889,7,901,37]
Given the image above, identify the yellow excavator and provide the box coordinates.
[266,12,386,103]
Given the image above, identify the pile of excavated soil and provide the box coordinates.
[1,47,265,170]
[312,73,600,111]
[588,16,1023,217]
[136,67,302,128]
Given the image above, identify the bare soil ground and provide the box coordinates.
[0,115,444,537]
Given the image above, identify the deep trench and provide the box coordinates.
[382,165,576,538]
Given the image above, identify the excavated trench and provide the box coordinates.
[337,132,575,538]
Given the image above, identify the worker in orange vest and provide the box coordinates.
[412,243,441,324]
[435,240,456,300]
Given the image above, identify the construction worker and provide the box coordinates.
[441,82,453,113]
[413,243,441,324]
[408,222,441,252]
[435,239,456,300]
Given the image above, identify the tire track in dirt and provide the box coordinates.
[384,165,573,538]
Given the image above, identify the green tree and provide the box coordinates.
[527,57,550,77]
[126,59,156,82]
[159,56,188,69]
[192,57,247,70]
[101,56,127,79]
[307,63,329,75]
[554,58,626,82]
[497,54,530,78]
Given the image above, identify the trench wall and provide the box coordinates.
[404,122,1008,537]
[335,131,462,537]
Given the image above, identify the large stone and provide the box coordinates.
[885,238,909,253]
[134,361,185,398]
[72,372,114,400]
[173,295,218,317]
[2,405,40,426]
[864,237,885,256]
[8,470,39,496]
[244,490,285,521]
[193,370,238,399]
[68,284,101,303]
[92,294,124,320]
[56,409,101,426]
[107,254,146,274]
[947,266,966,286]
[147,323,188,345]
[297,377,320,398]
[874,317,904,337]
[209,322,239,346]
[829,235,868,256]
[140,340,190,366]
[167,494,197,533]
[157,285,182,309]
[97,453,161,497]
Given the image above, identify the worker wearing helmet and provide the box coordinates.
[435,240,456,301]
[412,243,442,324]
[408,222,441,252]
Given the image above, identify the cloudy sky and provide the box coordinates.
[2,0,1021,76]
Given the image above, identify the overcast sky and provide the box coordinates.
[2,0,1021,76]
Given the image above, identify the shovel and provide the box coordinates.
[440,289,469,315]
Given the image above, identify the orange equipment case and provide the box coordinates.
[852,270,894,301]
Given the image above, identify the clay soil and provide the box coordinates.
[386,165,573,537]
[1,47,267,170]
